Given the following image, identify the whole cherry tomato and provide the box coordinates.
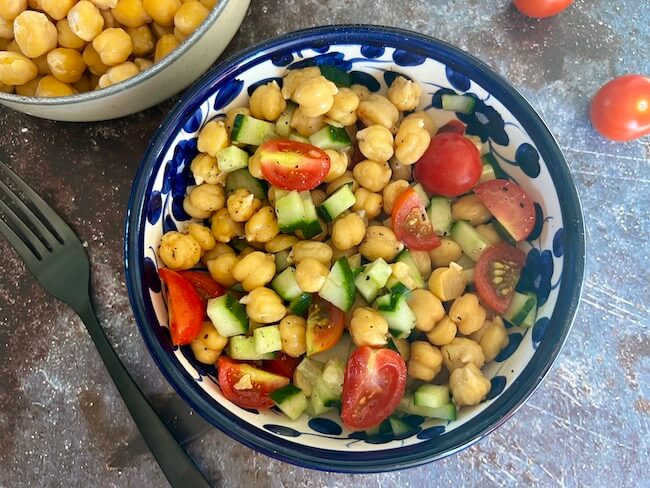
[513,0,573,18]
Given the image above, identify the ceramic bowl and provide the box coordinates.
[0,0,250,122]
[125,25,585,472]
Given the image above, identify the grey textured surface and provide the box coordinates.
[0,0,649,486]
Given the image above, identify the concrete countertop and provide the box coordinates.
[0,1,648,486]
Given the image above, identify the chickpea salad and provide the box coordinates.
[155,64,539,432]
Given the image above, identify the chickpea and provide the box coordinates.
[291,240,332,266]
[265,234,298,253]
[278,315,306,357]
[197,119,229,158]
[0,50,36,85]
[245,206,279,243]
[382,180,409,214]
[242,287,286,324]
[331,213,365,251]
[91,0,119,8]
[293,75,338,117]
[126,25,154,57]
[190,321,228,364]
[188,153,218,186]
[232,251,275,291]
[206,253,239,287]
[330,243,358,262]
[389,262,420,290]
[326,171,359,195]
[408,341,443,381]
[174,0,208,36]
[82,44,109,75]
[451,195,492,225]
[402,111,437,137]
[357,94,400,133]
[429,238,463,268]
[35,75,75,96]
[44,48,85,83]
[13,10,57,57]
[0,0,26,21]
[143,0,181,27]
[97,60,138,88]
[67,2,105,42]
[352,187,382,220]
[39,0,76,21]
[112,0,151,28]
[410,250,432,280]
[15,76,40,95]
[323,149,348,183]
[201,242,234,265]
[441,337,485,372]
[350,83,370,101]
[387,76,422,111]
[186,183,225,216]
[56,19,86,50]
[449,363,491,407]
[407,289,445,332]
[246,148,263,179]
[0,81,12,93]
[227,188,261,223]
[470,317,509,363]
[151,21,173,39]
[199,0,217,8]
[356,125,394,163]
[211,208,243,243]
[249,80,286,122]
[353,159,391,193]
[0,16,12,40]
[475,223,503,245]
[185,222,215,252]
[99,9,121,29]
[154,33,178,62]
[428,264,467,301]
[281,66,320,100]
[325,87,359,126]
[389,158,412,181]
[426,315,457,346]
[290,106,326,137]
[359,225,403,262]
[295,258,330,293]
[394,117,431,166]
[133,56,152,71]
[159,231,201,270]
[449,293,486,335]
[349,307,388,347]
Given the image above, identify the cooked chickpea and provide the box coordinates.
[389,158,412,181]
[46,47,86,83]
[0,0,27,21]
[449,293,486,335]
[201,242,233,264]
[232,251,275,291]
[13,10,57,57]
[356,125,394,162]
[154,33,178,62]
[67,1,105,42]
[126,25,154,57]
[39,0,76,21]
[352,187,382,220]
[291,240,332,266]
[295,258,329,293]
[353,159,391,193]
[278,315,306,357]
[190,321,228,364]
[206,253,239,287]
[387,75,422,111]
[99,9,121,30]
[451,195,492,225]
[323,149,348,183]
[225,106,250,132]
[249,80,286,122]
[357,94,400,133]
[470,317,509,362]
[0,50,36,85]
[185,222,215,252]
[407,289,445,332]
[426,315,457,346]
[186,183,225,216]
[382,179,409,214]
[246,148,263,179]
[475,223,503,245]
[97,60,138,88]
[330,243,358,262]
[350,83,370,101]
[359,225,403,262]
[281,66,320,100]
[441,337,485,372]
[242,287,286,324]
[35,74,75,96]
[408,341,443,381]
[91,0,119,8]
[265,234,298,253]
[227,188,261,223]
[293,75,338,117]
[449,363,491,407]
[159,230,201,270]
[197,119,229,158]
[133,56,152,71]
[112,0,151,28]
[82,44,109,75]
[429,238,463,268]
[245,206,279,243]
[394,117,431,166]
[402,111,437,137]
[290,105,326,137]
[325,87,359,126]
[56,19,86,50]
[295,219,327,242]
[143,0,180,27]
[239,245,258,257]
[0,81,12,93]
[409,250,432,280]
[211,207,243,243]
[150,21,173,39]
[331,212,365,251]
[0,16,13,40]
[188,153,218,185]
[349,307,388,347]
[14,76,39,95]
[389,262,420,290]
[428,264,467,301]
[173,0,207,36]
[326,171,359,195]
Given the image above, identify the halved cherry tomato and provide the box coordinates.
[306,297,345,356]
[590,74,650,142]
[341,347,407,430]
[391,187,441,251]
[513,0,573,18]
[414,132,482,197]
[217,356,289,409]
[437,119,466,134]
[475,243,526,313]
[263,353,301,379]
[259,140,331,191]
[473,179,536,242]
[159,268,204,345]
[178,271,224,304]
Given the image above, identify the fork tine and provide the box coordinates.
[0,197,49,259]
[0,210,41,265]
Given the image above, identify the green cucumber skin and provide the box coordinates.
[206,294,248,337]
[270,385,308,421]
[289,292,312,316]
[231,114,277,146]
[441,94,476,114]
[309,125,352,151]
[317,184,356,222]
[450,220,490,261]
[318,257,355,312]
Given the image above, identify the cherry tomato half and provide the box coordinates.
[590,74,650,142]
[306,297,345,356]
[259,139,331,191]
[436,119,466,135]
[391,187,441,251]
[474,179,536,242]
[513,0,573,18]
[178,271,224,305]
[341,347,407,431]
[217,356,289,409]
[263,353,301,379]
[414,132,482,197]
[159,268,204,345]
[475,243,527,313]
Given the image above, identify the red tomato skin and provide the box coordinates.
[178,271,224,304]
[590,75,650,142]
[513,0,573,18]
[391,188,441,251]
[341,347,407,431]
[414,132,482,197]
[217,356,289,409]
[306,298,345,356]
[159,268,205,345]
[263,353,300,378]
[259,140,330,191]
[474,179,536,241]
[475,243,527,313]
[436,119,466,135]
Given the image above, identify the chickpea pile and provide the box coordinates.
[0,0,217,96]
[157,64,514,421]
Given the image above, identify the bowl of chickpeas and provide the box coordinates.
[125,25,585,472]
[0,0,249,121]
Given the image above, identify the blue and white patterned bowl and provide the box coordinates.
[125,25,585,472]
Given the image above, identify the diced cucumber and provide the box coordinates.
[309,125,352,150]
[271,267,302,301]
[308,388,333,416]
[206,294,248,337]
[411,183,430,205]
[441,94,476,114]
[493,220,518,246]
[225,168,267,201]
[229,335,275,360]
[309,333,353,364]
[388,415,414,438]
[482,153,508,179]
[455,253,476,270]
[289,292,312,316]
[231,114,277,146]
[347,253,362,270]
[319,257,356,312]
[270,385,308,421]
[289,132,310,143]
[479,163,496,183]
[521,302,537,329]
[503,292,537,328]
[376,293,416,338]
[428,196,452,236]
[385,277,411,297]
[275,103,297,137]
[217,145,249,173]
[318,184,356,222]
[355,272,380,304]
[293,357,324,397]
[396,250,425,288]
[450,220,490,261]
[299,191,323,239]
[319,64,351,87]
[274,248,291,272]
[397,393,457,420]
[413,384,451,408]
[364,424,382,437]
[275,190,306,233]
[314,359,345,407]
[354,258,392,304]
[253,325,282,354]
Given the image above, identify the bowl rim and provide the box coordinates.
[124,24,586,473]
[0,0,232,106]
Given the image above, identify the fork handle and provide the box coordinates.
[77,299,212,488]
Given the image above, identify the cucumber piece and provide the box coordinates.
[217,145,249,173]
[376,293,416,338]
[299,191,323,239]
[354,258,392,304]
[271,267,303,301]
[289,132,310,143]
[450,220,490,262]
[521,302,537,329]
[396,250,425,288]
[411,183,430,205]
[318,184,356,222]
[347,253,362,270]
[274,248,291,272]
[226,168,267,201]
[270,385,308,421]
[229,335,275,360]
[388,415,414,438]
[428,196,452,236]
[413,384,451,408]
[397,393,457,420]
[479,163,496,183]
[503,292,537,328]
[320,64,351,87]
[275,190,306,233]
[310,333,353,364]
[231,114,277,146]
[206,294,248,337]
[309,125,352,150]
[253,325,282,354]
[441,94,476,114]
[455,253,475,270]
[385,277,411,297]
[354,272,380,304]
[319,257,356,312]
[293,357,324,397]
[314,359,345,407]
[493,220,518,246]
[364,424,382,437]
[289,292,312,316]
[275,103,296,137]
[308,388,333,416]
